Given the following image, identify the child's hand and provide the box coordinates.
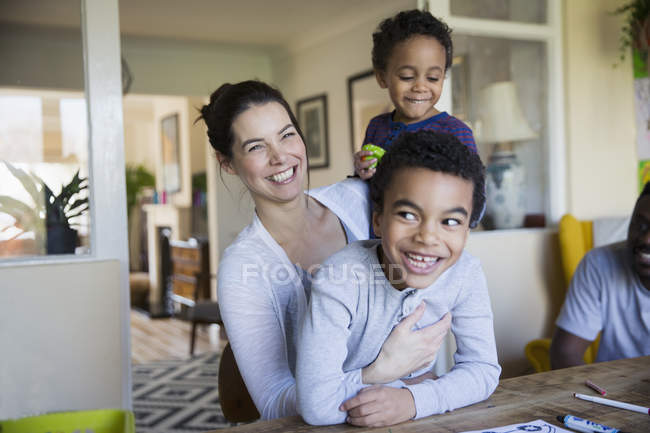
[362,306,451,384]
[340,385,416,427]
[354,149,377,180]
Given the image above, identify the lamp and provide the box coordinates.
[478,81,537,229]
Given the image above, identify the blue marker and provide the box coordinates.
[556,415,629,433]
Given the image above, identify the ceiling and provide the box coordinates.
[0,0,402,47]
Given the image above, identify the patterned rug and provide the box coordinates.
[132,352,235,432]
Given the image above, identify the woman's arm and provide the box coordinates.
[218,259,298,420]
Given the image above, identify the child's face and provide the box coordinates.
[373,167,473,290]
[376,35,446,125]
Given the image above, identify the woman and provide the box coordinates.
[199,80,450,421]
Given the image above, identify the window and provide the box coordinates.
[428,0,565,227]
[0,4,91,257]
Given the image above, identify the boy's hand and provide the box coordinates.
[340,385,416,427]
[362,305,451,384]
[354,149,377,180]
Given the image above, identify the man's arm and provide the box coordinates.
[549,327,593,369]
[553,247,604,369]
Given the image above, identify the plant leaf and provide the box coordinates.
[66,204,89,219]
[1,160,42,208]
[65,197,89,215]
[0,195,42,233]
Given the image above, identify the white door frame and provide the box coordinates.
[82,0,131,408]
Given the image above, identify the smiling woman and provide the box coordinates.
[222,102,307,205]
[197,80,452,421]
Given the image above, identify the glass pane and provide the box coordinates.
[0,2,90,258]
[450,0,547,24]
[451,35,548,227]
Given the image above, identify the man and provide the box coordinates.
[550,184,650,369]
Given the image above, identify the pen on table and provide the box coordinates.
[557,414,629,433]
[574,393,650,415]
[585,379,607,396]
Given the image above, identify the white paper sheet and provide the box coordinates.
[461,419,573,433]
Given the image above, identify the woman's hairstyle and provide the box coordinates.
[372,9,453,72]
[197,80,305,162]
[369,130,486,228]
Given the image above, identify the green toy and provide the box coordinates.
[361,144,386,169]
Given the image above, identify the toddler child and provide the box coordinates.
[297,130,500,427]
[354,9,477,180]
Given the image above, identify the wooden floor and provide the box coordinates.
[130,309,226,364]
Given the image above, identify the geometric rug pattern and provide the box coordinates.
[133,352,236,432]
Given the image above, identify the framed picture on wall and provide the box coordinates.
[161,113,181,193]
[347,69,394,154]
[296,94,329,169]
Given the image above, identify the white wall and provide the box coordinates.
[0,23,273,97]
[0,260,123,418]
[122,36,272,96]
[271,0,416,188]
[123,96,156,173]
[564,0,637,219]
[465,229,564,377]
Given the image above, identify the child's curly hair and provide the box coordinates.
[369,131,485,228]
[372,9,453,72]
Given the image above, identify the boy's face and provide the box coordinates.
[376,35,446,125]
[373,168,473,290]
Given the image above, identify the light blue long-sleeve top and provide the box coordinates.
[217,178,370,420]
[296,240,501,425]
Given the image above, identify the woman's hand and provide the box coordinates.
[340,385,416,427]
[354,149,377,180]
[362,303,451,384]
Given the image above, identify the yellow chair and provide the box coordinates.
[525,214,600,372]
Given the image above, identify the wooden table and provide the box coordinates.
[211,356,650,433]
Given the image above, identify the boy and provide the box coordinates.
[297,131,500,427]
[354,9,476,180]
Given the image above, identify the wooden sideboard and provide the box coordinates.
[169,238,209,307]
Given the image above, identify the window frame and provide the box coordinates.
[424,0,566,225]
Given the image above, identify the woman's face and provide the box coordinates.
[224,102,307,205]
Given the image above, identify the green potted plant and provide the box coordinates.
[125,164,155,217]
[614,0,650,75]
[0,161,89,255]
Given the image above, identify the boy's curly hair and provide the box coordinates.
[369,131,485,228]
[372,9,453,72]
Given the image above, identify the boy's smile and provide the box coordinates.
[373,168,473,290]
[375,35,447,125]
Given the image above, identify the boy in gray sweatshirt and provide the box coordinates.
[296,130,500,427]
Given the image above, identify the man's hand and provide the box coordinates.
[340,385,416,427]
[362,304,451,384]
[354,149,377,180]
